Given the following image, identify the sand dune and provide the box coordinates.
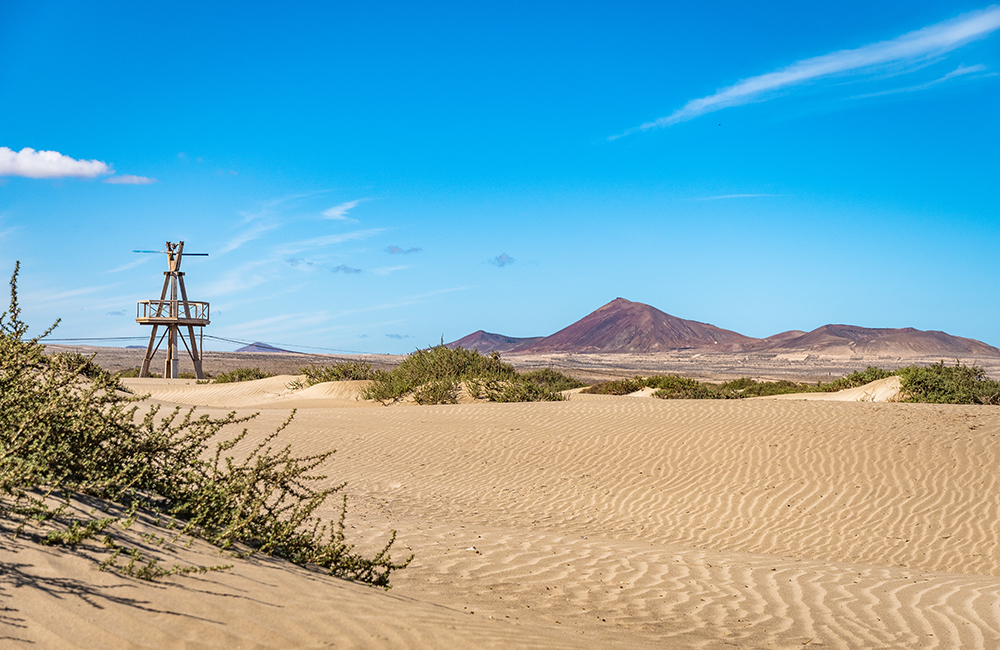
[761,376,903,402]
[5,380,1000,648]
[122,376,376,409]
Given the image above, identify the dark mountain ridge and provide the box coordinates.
[447,299,1000,358]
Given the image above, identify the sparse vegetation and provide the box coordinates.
[820,366,896,392]
[289,360,377,389]
[581,377,647,395]
[212,367,276,383]
[897,361,1000,405]
[48,351,131,392]
[360,344,568,404]
[1,263,410,587]
[517,368,586,393]
[588,363,1000,404]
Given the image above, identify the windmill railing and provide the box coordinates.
[136,300,210,324]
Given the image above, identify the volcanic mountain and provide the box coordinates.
[761,324,1000,357]
[448,298,1000,357]
[235,342,292,353]
[446,331,543,354]
[508,298,757,354]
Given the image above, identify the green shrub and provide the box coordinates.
[897,361,1000,405]
[650,375,820,400]
[648,375,717,399]
[412,379,460,405]
[48,351,130,392]
[518,368,586,392]
[358,345,569,405]
[361,344,513,404]
[581,377,646,395]
[821,366,896,392]
[290,361,376,389]
[720,378,812,398]
[213,367,275,383]
[0,263,410,587]
[467,377,565,403]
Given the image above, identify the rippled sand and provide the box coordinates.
[3,378,998,649]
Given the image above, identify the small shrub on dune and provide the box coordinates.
[821,366,895,392]
[582,377,646,395]
[897,361,1000,405]
[518,368,586,392]
[0,263,410,587]
[648,375,717,399]
[413,379,460,404]
[212,367,275,383]
[49,351,130,392]
[471,378,565,403]
[360,344,565,405]
[290,360,377,389]
[720,378,811,398]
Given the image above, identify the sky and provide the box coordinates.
[1,1,999,354]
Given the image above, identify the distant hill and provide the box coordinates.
[761,324,1000,357]
[447,298,1000,358]
[235,342,292,353]
[446,330,543,353]
[489,298,758,354]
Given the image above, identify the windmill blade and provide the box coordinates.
[133,249,209,256]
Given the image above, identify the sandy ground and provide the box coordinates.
[4,376,1000,649]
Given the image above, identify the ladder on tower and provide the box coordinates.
[134,241,210,379]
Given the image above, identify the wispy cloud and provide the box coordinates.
[218,310,330,339]
[613,6,1000,138]
[24,283,118,308]
[386,245,422,254]
[490,253,515,267]
[105,258,150,274]
[0,146,112,178]
[239,190,329,223]
[279,228,384,255]
[103,174,157,185]
[329,286,469,319]
[200,261,271,297]
[850,63,994,99]
[323,199,367,221]
[331,264,362,274]
[216,222,282,257]
[371,265,408,275]
[386,333,413,340]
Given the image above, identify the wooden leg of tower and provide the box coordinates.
[186,325,205,379]
[166,325,179,379]
[139,325,158,378]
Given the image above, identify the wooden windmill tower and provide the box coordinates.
[135,241,210,379]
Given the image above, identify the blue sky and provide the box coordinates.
[2,1,999,353]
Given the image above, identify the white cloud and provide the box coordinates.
[0,146,112,178]
[200,261,271,297]
[216,222,282,257]
[279,228,385,255]
[103,174,157,185]
[850,64,994,99]
[105,258,151,274]
[371,265,408,275]
[239,190,329,223]
[614,6,1000,138]
[323,199,367,221]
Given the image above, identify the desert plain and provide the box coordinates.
[3,348,1000,649]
